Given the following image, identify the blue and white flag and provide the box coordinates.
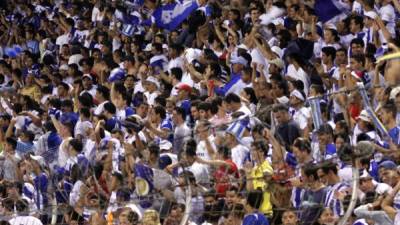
[308,96,324,131]
[152,0,199,31]
[149,54,168,71]
[315,0,349,23]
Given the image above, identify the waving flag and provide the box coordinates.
[315,0,349,23]
[152,0,199,31]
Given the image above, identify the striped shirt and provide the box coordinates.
[325,182,349,217]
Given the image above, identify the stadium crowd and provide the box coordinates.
[0,0,399,224]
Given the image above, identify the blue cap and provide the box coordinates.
[379,160,397,170]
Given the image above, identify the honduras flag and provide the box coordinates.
[150,54,168,72]
[315,0,349,23]
[152,0,199,31]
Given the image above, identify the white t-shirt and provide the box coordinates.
[74,120,93,138]
[9,216,43,225]
[94,100,109,115]
[290,106,310,130]
[56,34,70,50]
[231,144,249,170]
[168,56,184,73]
[144,91,159,106]
[286,64,309,95]
[187,162,210,185]
[196,135,217,160]
[69,180,84,207]
[226,79,252,96]
[237,104,252,117]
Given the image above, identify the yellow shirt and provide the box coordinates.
[20,85,41,103]
[250,160,273,216]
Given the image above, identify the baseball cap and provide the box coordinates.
[276,96,289,104]
[175,83,192,93]
[364,11,377,20]
[230,56,248,66]
[30,155,46,167]
[356,110,371,122]
[290,89,305,101]
[389,86,400,100]
[269,58,284,69]
[271,46,283,58]
[82,74,92,80]
[379,160,397,170]
[145,76,160,88]
[159,140,172,151]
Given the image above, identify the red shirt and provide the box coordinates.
[213,159,239,196]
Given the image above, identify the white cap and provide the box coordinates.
[30,155,46,167]
[271,46,283,59]
[237,44,249,51]
[82,74,92,80]
[269,58,284,69]
[146,76,160,88]
[390,86,400,100]
[356,110,371,122]
[144,43,152,52]
[159,140,172,150]
[59,64,69,71]
[364,11,377,20]
[184,48,202,63]
[290,89,305,101]
[277,96,289,104]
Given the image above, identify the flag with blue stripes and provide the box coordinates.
[152,0,199,31]
[315,0,349,22]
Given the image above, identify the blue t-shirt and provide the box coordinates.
[388,126,400,145]
[242,212,269,225]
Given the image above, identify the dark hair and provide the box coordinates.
[350,38,365,48]
[104,102,116,114]
[22,130,35,142]
[320,161,338,175]
[350,15,364,29]
[350,53,366,66]
[246,190,264,209]
[310,84,325,95]
[293,138,312,154]
[210,97,223,114]
[334,132,350,143]
[251,140,269,155]
[272,104,289,113]
[303,163,319,181]
[171,67,183,81]
[243,87,258,105]
[321,46,336,61]
[224,93,241,104]
[155,96,166,107]
[78,93,93,107]
[382,103,397,118]
[69,138,83,153]
[97,85,110,100]
[148,142,160,156]
[6,137,17,150]
[154,105,166,119]
[198,102,211,112]
[217,145,230,159]
[80,107,91,118]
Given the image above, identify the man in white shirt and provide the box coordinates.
[167,44,184,73]
[195,120,217,160]
[80,74,97,97]
[224,93,252,117]
[8,199,43,225]
[289,89,310,137]
[172,107,192,153]
[225,121,250,170]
